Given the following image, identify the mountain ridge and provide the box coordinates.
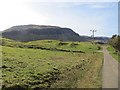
[2,25,109,42]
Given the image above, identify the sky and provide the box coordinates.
[0,0,119,37]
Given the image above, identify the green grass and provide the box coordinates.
[107,46,120,62]
[0,38,100,53]
[0,38,25,48]
[51,52,103,88]
[26,40,100,53]
[1,38,103,89]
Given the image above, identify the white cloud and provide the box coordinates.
[0,0,49,30]
[85,2,118,9]
[23,0,119,2]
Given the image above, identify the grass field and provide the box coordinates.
[107,46,120,63]
[26,40,100,53]
[1,38,103,89]
[0,38,101,53]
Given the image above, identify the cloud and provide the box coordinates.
[23,0,119,2]
[86,2,117,9]
[0,0,49,30]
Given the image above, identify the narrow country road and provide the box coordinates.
[102,46,119,88]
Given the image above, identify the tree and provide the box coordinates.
[109,35,120,52]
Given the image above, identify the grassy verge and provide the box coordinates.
[107,46,120,62]
[51,52,103,88]
[77,52,103,88]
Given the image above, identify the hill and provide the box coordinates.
[1,38,103,89]
[2,24,109,42]
[2,25,81,42]
[0,38,100,53]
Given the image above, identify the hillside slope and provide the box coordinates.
[2,40,103,89]
[2,25,82,42]
[2,25,109,42]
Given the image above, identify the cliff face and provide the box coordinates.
[2,25,81,42]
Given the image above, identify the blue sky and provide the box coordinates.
[0,0,118,37]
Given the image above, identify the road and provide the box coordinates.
[102,46,119,88]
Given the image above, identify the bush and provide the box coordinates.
[97,46,101,50]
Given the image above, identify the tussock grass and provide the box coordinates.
[1,38,103,89]
[51,53,103,88]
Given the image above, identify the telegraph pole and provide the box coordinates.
[90,30,97,54]
[90,30,97,44]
